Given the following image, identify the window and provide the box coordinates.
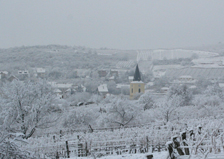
[132,88,133,93]
[139,88,141,93]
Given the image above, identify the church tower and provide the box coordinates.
[130,64,145,99]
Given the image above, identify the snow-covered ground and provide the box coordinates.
[69,152,167,159]
[68,153,223,159]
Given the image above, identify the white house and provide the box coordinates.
[98,84,108,98]
[36,68,46,78]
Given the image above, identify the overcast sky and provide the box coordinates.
[0,0,224,49]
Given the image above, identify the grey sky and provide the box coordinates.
[0,0,224,49]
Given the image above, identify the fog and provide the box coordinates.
[0,0,224,49]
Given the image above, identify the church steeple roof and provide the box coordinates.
[133,64,141,81]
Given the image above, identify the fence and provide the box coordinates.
[24,119,224,158]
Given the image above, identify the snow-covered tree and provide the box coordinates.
[0,80,62,139]
[68,92,91,106]
[204,83,223,99]
[0,132,34,159]
[193,83,224,107]
[106,97,139,127]
[138,91,155,110]
[167,84,192,106]
[0,80,62,158]
[85,78,100,93]
[120,86,130,95]
[153,76,169,90]
[88,94,103,105]
[195,78,212,94]
[156,95,182,122]
[107,81,120,95]
[63,110,95,129]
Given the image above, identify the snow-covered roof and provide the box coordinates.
[152,65,184,71]
[49,82,73,89]
[109,76,115,80]
[219,83,224,88]
[54,89,62,93]
[55,83,73,88]
[116,84,130,89]
[189,85,197,89]
[179,75,193,79]
[8,75,18,82]
[65,89,71,92]
[161,87,169,90]
[0,71,8,74]
[98,84,108,93]
[131,81,144,84]
[36,68,45,73]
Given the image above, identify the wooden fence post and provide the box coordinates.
[146,136,149,152]
[56,152,59,159]
[66,141,70,158]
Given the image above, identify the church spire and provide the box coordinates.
[133,64,141,81]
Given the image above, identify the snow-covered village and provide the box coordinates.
[1,1,224,159]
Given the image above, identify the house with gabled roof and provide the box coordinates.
[8,75,19,82]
